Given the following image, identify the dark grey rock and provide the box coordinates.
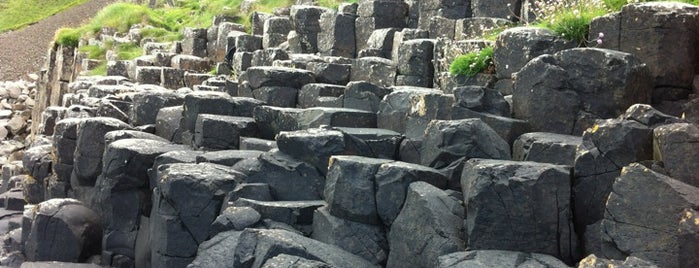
[252,86,298,107]
[191,228,378,268]
[374,161,448,226]
[252,106,303,139]
[263,17,293,49]
[387,182,465,268]
[438,250,570,268]
[621,104,682,127]
[312,206,387,265]
[24,199,102,263]
[232,198,325,235]
[150,163,243,268]
[398,138,422,164]
[601,163,699,267]
[261,254,333,268]
[240,137,278,151]
[454,17,510,40]
[360,28,398,59]
[194,115,258,150]
[251,48,290,68]
[576,254,659,268]
[324,155,392,225]
[318,12,356,58]
[421,119,511,169]
[451,107,529,145]
[39,106,67,136]
[155,106,184,142]
[396,39,435,79]
[240,66,315,89]
[512,132,582,166]
[232,151,325,201]
[297,107,377,129]
[22,145,52,185]
[94,139,188,264]
[222,183,275,210]
[334,127,403,160]
[461,159,577,263]
[350,57,395,87]
[235,34,263,52]
[209,206,262,237]
[182,28,207,57]
[452,86,510,117]
[307,62,351,85]
[513,48,652,135]
[493,27,575,80]
[298,83,345,108]
[343,81,392,112]
[678,208,699,268]
[104,129,168,144]
[72,117,132,187]
[196,150,264,166]
[130,90,183,126]
[181,91,264,139]
[377,86,441,134]
[653,123,699,188]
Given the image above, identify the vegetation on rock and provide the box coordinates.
[449,47,494,77]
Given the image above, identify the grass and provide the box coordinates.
[0,0,89,33]
[449,47,494,77]
[605,0,699,10]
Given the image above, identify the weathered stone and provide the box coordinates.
[601,163,699,267]
[461,159,576,263]
[312,206,388,265]
[194,115,257,150]
[318,12,356,58]
[150,163,243,268]
[171,55,212,73]
[154,106,183,142]
[298,107,377,129]
[181,91,264,141]
[252,106,303,139]
[493,27,575,80]
[232,198,325,235]
[451,108,529,145]
[452,85,510,117]
[576,254,659,268]
[334,127,403,160]
[387,182,465,268]
[374,161,448,226]
[343,81,391,112]
[130,90,183,126]
[653,123,699,187]
[377,86,440,134]
[94,139,188,265]
[298,83,345,108]
[263,17,293,49]
[190,228,378,268]
[455,17,510,40]
[252,86,298,107]
[182,28,207,57]
[72,117,132,187]
[209,207,261,237]
[24,199,102,263]
[438,250,570,268]
[232,151,325,201]
[239,137,278,151]
[513,48,652,135]
[196,150,264,166]
[513,132,582,166]
[396,39,435,79]
[351,57,395,87]
[422,119,511,169]
[324,155,392,224]
[240,66,315,89]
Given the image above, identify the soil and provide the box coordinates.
[0,0,117,81]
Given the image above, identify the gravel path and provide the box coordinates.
[0,0,117,81]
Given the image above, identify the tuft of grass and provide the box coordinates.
[54,27,82,47]
[79,44,107,59]
[528,0,609,44]
[449,47,494,77]
[89,62,107,76]
[0,0,90,33]
[114,42,143,60]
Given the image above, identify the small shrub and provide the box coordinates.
[449,47,494,77]
[54,28,81,47]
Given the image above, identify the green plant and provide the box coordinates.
[527,0,609,44]
[449,47,494,77]
[54,27,82,47]
[114,42,143,60]
[79,44,107,59]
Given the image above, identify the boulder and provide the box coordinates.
[93,139,188,265]
[461,159,577,263]
[232,151,325,201]
[262,17,293,49]
[194,115,258,150]
[155,106,183,142]
[386,182,465,268]
[196,150,264,166]
[343,81,392,113]
[209,206,261,237]
[297,83,345,108]
[374,161,447,226]
[312,206,388,265]
[653,123,699,187]
[452,86,510,117]
[438,250,569,268]
[130,90,183,126]
[324,155,392,225]
[601,163,699,267]
[513,48,652,135]
[512,132,582,166]
[377,86,440,134]
[24,199,102,262]
[252,106,303,139]
[493,27,575,80]
[297,107,377,129]
[232,198,325,235]
[240,66,315,89]
[150,163,243,268]
[421,119,511,169]
[72,117,132,187]
[318,12,356,58]
[350,57,396,87]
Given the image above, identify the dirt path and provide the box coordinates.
[0,0,117,81]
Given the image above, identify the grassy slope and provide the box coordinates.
[0,0,90,33]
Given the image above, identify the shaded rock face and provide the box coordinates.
[461,159,577,264]
[438,250,570,268]
[600,163,699,268]
[24,199,102,263]
[513,48,652,135]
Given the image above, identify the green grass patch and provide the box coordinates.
[449,47,494,77]
[89,62,107,76]
[0,0,89,33]
[605,0,699,11]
